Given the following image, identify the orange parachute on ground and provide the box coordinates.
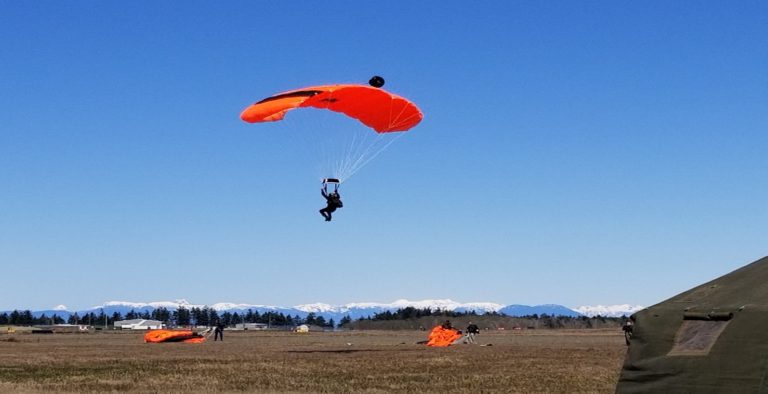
[144,329,206,343]
[426,325,463,347]
[240,80,423,133]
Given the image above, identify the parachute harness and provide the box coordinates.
[323,178,340,193]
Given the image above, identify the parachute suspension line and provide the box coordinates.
[355,132,403,173]
[270,111,406,184]
[334,128,373,181]
[335,126,376,180]
[312,112,341,181]
[276,108,337,183]
[318,90,350,182]
[330,95,408,181]
[332,128,359,181]
[336,130,404,181]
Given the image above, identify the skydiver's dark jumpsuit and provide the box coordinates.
[319,189,343,221]
[214,323,224,341]
[465,323,480,344]
[622,321,633,346]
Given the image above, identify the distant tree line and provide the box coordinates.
[0,310,67,326]
[0,307,336,328]
[1,306,624,329]
[362,306,489,321]
[339,307,627,330]
[333,307,495,327]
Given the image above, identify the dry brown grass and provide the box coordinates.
[0,329,626,393]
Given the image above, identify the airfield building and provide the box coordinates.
[233,323,268,330]
[114,319,163,330]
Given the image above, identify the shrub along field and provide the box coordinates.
[0,329,626,393]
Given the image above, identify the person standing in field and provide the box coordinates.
[622,320,634,346]
[214,321,225,341]
[465,322,480,344]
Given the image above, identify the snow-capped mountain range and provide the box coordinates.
[574,304,645,317]
[8,299,643,319]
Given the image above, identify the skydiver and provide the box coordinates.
[319,184,343,221]
[622,320,634,346]
[465,321,480,344]
[214,321,225,341]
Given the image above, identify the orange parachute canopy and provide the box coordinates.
[240,84,423,133]
[426,325,463,347]
[144,329,206,344]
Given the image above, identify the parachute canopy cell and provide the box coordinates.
[240,84,423,133]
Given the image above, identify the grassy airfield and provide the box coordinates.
[0,329,625,393]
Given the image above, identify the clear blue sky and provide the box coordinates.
[2,1,766,310]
